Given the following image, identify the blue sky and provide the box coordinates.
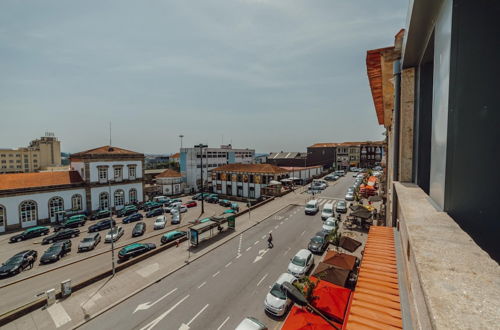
[0,0,406,154]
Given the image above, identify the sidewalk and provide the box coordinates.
[5,188,307,330]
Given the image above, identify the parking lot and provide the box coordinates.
[0,195,247,285]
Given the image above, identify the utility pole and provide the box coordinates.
[194,144,208,214]
[108,167,115,276]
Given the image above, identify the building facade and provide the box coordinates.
[359,142,384,168]
[155,169,185,196]
[180,145,255,192]
[210,164,288,200]
[0,133,62,174]
[267,152,306,167]
[306,143,337,169]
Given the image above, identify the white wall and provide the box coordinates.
[0,188,86,231]
[90,183,143,211]
[429,0,452,209]
[212,180,264,199]
[88,160,142,183]
[71,161,85,179]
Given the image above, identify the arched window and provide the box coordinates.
[48,197,64,219]
[71,194,83,210]
[99,192,109,210]
[0,205,5,227]
[19,200,37,223]
[129,189,137,203]
[114,189,125,207]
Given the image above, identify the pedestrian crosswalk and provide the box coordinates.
[314,198,343,207]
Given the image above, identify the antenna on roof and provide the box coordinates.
[109,122,112,147]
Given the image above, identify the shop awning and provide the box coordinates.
[323,251,357,271]
[282,306,339,330]
[312,263,350,288]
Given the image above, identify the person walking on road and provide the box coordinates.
[267,233,274,249]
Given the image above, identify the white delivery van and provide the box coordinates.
[321,202,334,220]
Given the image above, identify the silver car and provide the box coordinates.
[322,218,337,233]
[105,226,124,243]
[345,192,355,201]
[235,317,267,330]
[264,273,298,316]
[287,249,314,278]
[78,233,101,252]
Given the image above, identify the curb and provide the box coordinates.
[72,201,297,329]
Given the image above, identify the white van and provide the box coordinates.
[313,179,328,187]
[321,202,334,220]
[305,200,319,215]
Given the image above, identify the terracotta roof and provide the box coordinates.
[0,171,84,191]
[309,141,384,148]
[308,143,340,148]
[212,163,288,174]
[343,226,402,330]
[155,169,182,178]
[170,153,180,159]
[71,145,143,158]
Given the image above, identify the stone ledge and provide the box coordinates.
[394,182,500,329]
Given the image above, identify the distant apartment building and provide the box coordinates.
[180,144,255,192]
[359,142,384,168]
[253,154,268,164]
[267,151,306,167]
[0,133,61,174]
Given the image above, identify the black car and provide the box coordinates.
[117,243,156,261]
[308,232,329,254]
[9,226,50,243]
[116,206,138,218]
[91,209,112,220]
[132,222,146,237]
[40,240,71,264]
[42,228,80,245]
[192,193,207,200]
[122,213,143,224]
[146,208,164,218]
[88,219,116,233]
[0,250,38,277]
[206,196,219,203]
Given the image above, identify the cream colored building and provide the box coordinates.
[0,133,61,174]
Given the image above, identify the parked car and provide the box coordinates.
[184,200,197,208]
[308,232,329,254]
[206,194,219,203]
[146,207,164,218]
[335,170,345,177]
[345,192,355,201]
[322,218,337,233]
[335,200,347,213]
[78,233,101,252]
[40,240,71,264]
[321,203,334,220]
[132,222,146,237]
[153,216,167,230]
[54,215,86,232]
[42,228,80,244]
[88,219,116,233]
[161,230,187,244]
[0,250,38,277]
[122,212,144,224]
[143,202,163,212]
[264,273,298,316]
[235,317,268,330]
[304,200,319,215]
[10,226,50,243]
[118,243,156,261]
[333,175,340,180]
[105,226,124,243]
[287,249,314,278]
[91,209,111,220]
[224,209,236,214]
[171,209,181,225]
[204,193,218,201]
[218,199,231,207]
[192,193,203,200]
[166,202,187,213]
[116,205,138,217]
[231,203,240,212]
[153,196,171,205]
[324,175,336,181]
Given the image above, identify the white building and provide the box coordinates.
[180,144,255,192]
[0,145,145,232]
[155,169,185,196]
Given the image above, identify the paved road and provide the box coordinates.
[80,175,355,330]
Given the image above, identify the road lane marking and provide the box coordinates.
[261,235,267,239]
[274,225,279,229]
[185,304,210,327]
[257,273,268,286]
[134,288,178,313]
[246,246,252,252]
[236,253,242,259]
[253,248,269,263]
[198,281,207,289]
[47,303,71,328]
[139,295,190,330]
[212,271,220,277]
[225,261,232,268]
[283,247,291,256]
[217,316,230,330]
[254,241,259,245]
[300,230,306,237]
[280,221,284,225]
[237,234,243,256]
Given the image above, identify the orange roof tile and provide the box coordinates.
[0,171,84,191]
[155,169,182,178]
[70,145,143,158]
[343,226,402,330]
[212,163,288,174]
[170,153,180,159]
[308,143,340,148]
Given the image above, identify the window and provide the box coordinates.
[99,167,108,181]
[1,160,5,163]
[0,205,5,227]
[249,187,255,198]
[99,192,109,210]
[19,200,37,223]
[114,189,125,207]
[72,194,83,210]
[0,154,5,157]
[15,154,20,157]
[49,197,64,218]
[114,167,122,180]
[129,189,137,203]
[128,166,136,179]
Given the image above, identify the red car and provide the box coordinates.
[184,201,197,208]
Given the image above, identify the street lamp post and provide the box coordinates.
[194,144,208,214]
[108,175,115,276]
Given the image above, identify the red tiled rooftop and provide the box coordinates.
[170,153,180,159]
[0,171,84,191]
[70,145,143,158]
[155,169,182,178]
[343,226,402,330]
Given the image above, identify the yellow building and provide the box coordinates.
[0,133,61,174]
